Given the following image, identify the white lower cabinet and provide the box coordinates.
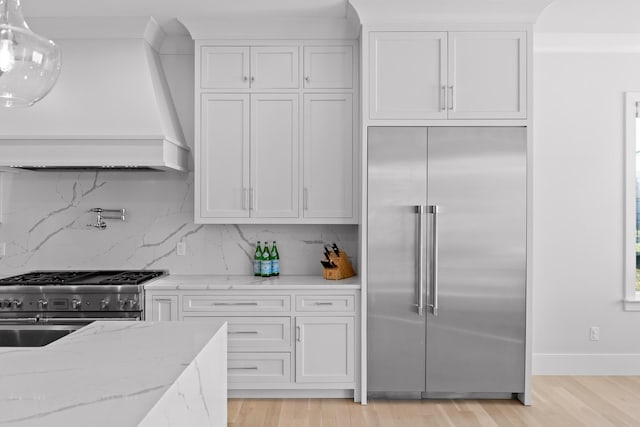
[148,295,179,321]
[295,316,354,383]
[145,287,359,396]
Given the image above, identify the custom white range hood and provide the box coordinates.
[0,17,189,171]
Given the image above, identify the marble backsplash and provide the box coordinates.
[0,170,357,276]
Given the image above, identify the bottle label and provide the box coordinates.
[261,260,272,276]
[271,260,279,275]
[253,260,261,275]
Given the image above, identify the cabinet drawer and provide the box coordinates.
[183,295,290,312]
[228,353,291,384]
[184,316,291,350]
[295,295,355,312]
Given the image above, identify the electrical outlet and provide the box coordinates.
[176,241,186,256]
[590,326,600,341]
[0,242,5,257]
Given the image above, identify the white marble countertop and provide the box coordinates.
[0,320,227,427]
[144,275,361,291]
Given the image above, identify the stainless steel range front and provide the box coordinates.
[0,270,166,347]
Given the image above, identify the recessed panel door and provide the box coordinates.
[250,94,299,218]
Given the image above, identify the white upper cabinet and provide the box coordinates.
[199,94,250,219]
[201,47,250,89]
[447,32,526,119]
[195,40,357,224]
[369,32,447,120]
[251,46,299,89]
[303,46,353,89]
[201,46,299,89]
[250,94,299,218]
[368,31,527,120]
[303,93,354,220]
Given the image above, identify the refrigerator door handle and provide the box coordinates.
[428,205,440,316]
[416,205,426,316]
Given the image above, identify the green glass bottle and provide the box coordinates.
[260,242,272,277]
[270,241,280,276]
[254,241,262,276]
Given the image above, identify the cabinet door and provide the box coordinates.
[200,94,250,218]
[149,295,178,321]
[303,46,353,89]
[447,32,526,119]
[369,32,447,120]
[250,94,299,218]
[303,94,354,219]
[295,316,354,383]
[250,46,299,89]
[201,46,250,89]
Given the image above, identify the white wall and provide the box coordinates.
[533,0,640,374]
[0,51,357,276]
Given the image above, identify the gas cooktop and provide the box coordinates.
[0,270,166,286]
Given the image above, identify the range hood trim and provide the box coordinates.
[0,135,190,171]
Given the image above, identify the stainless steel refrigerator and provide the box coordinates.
[367,127,526,397]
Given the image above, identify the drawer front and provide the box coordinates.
[228,352,291,384]
[183,295,290,312]
[295,295,355,312]
[184,316,291,350]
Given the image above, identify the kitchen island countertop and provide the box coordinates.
[145,274,361,291]
[0,320,227,427]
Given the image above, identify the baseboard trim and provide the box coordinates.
[229,389,354,399]
[533,353,640,375]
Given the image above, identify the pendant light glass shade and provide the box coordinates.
[0,0,61,108]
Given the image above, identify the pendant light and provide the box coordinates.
[0,0,61,108]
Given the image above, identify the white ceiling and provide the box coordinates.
[21,0,351,35]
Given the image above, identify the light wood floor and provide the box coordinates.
[228,377,640,426]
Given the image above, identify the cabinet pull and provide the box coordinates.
[243,76,248,82]
[249,188,254,210]
[242,188,248,210]
[303,188,309,210]
[251,76,255,83]
[314,302,334,306]
[228,330,259,335]
[296,325,303,342]
[448,86,454,110]
[228,366,259,370]
[212,302,259,306]
[440,86,446,112]
[305,76,310,83]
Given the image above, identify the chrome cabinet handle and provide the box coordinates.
[251,76,255,82]
[305,76,310,82]
[243,76,248,82]
[440,86,446,112]
[303,188,309,210]
[229,366,258,370]
[314,302,333,306]
[249,188,254,210]
[428,205,440,316]
[296,325,303,342]
[242,188,248,210]
[448,86,454,110]
[212,302,259,306]
[416,205,426,317]
[228,330,259,335]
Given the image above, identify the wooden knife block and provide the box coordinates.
[322,251,356,280]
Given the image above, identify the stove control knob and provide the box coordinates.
[100,299,109,310]
[128,300,138,310]
[12,300,22,309]
[37,299,48,310]
[71,299,82,310]
[118,299,126,310]
[2,300,9,309]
